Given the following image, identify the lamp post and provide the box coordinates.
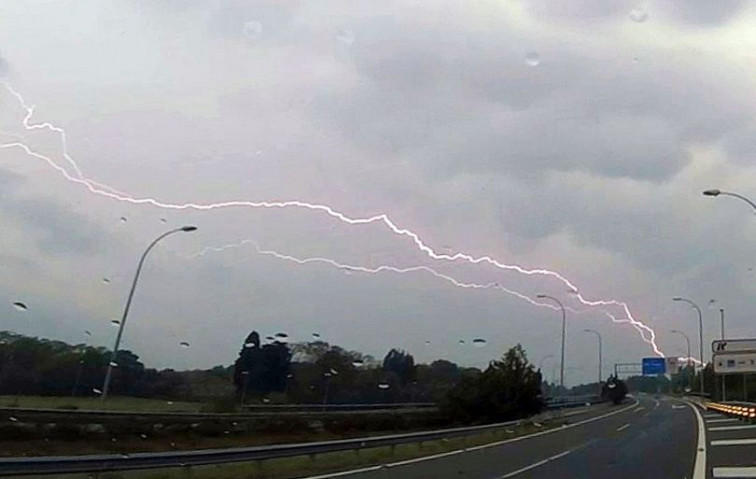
[101,226,198,401]
[671,329,692,391]
[583,329,602,392]
[673,297,704,396]
[537,294,566,390]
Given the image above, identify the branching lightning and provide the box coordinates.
[0,82,665,357]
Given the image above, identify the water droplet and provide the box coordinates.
[242,20,263,41]
[44,437,49,442]
[505,429,515,434]
[109,361,118,367]
[533,422,543,428]
[160,218,167,223]
[312,333,321,340]
[458,340,466,345]
[140,433,147,439]
[110,319,121,327]
[525,52,540,67]
[330,368,339,375]
[244,342,256,349]
[275,332,288,339]
[378,383,390,390]
[472,338,487,348]
[9,416,18,422]
[12,302,27,312]
[262,397,271,404]
[352,359,365,367]
[629,8,648,23]
[111,437,117,442]
[632,56,639,63]
[265,336,274,341]
[224,430,230,434]
[424,341,431,346]
[166,401,174,405]
[336,28,355,45]
[119,216,127,223]
[93,388,103,395]
[85,330,92,336]
[170,442,176,447]
[179,341,190,348]
[121,453,131,459]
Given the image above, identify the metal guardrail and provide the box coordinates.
[243,402,436,412]
[0,418,524,476]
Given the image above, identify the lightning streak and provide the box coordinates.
[0,82,664,357]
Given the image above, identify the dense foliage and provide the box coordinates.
[443,344,544,423]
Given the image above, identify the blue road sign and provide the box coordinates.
[642,357,666,375]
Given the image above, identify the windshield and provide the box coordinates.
[0,1,752,478]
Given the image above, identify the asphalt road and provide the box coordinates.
[309,395,700,479]
[703,406,756,478]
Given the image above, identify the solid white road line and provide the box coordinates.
[711,438,756,446]
[688,401,707,479]
[616,424,630,432]
[634,407,645,412]
[709,424,756,432]
[713,467,756,478]
[707,418,740,424]
[303,399,641,479]
[497,448,575,479]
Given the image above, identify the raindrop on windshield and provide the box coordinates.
[265,336,274,341]
[330,368,339,375]
[424,341,431,346]
[93,388,103,395]
[9,416,18,422]
[110,319,120,327]
[262,397,271,404]
[458,340,466,345]
[629,8,648,23]
[312,333,321,340]
[109,361,118,367]
[121,453,131,459]
[244,342,256,348]
[336,28,355,45]
[140,434,147,439]
[179,341,190,348]
[12,302,27,312]
[525,52,540,67]
[352,359,364,367]
[472,338,487,348]
[160,218,167,224]
[85,330,92,336]
[242,20,263,41]
[102,278,110,284]
[167,401,174,405]
[119,216,127,223]
[378,383,390,390]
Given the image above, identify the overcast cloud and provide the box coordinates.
[1,0,756,385]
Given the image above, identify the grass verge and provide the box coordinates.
[0,396,203,413]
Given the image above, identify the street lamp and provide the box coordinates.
[703,189,756,211]
[537,294,566,390]
[583,329,602,389]
[673,297,704,395]
[670,329,692,391]
[100,226,198,401]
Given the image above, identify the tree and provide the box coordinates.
[601,376,628,404]
[444,344,544,423]
[233,331,291,397]
[382,349,415,386]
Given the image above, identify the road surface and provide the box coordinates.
[704,406,756,478]
[308,395,704,479]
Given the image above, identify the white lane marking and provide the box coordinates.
[710,424,756,432]
[713,467,756,477]
[634,407,645,412]
[616,423,630,432]
[711,438,756,446]
[707,418,740,424]
[688,401,707,479]
[302,399,641,479]
[497,448,576,479]
[705,413,724,418]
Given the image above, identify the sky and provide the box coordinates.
[1,0,756,386]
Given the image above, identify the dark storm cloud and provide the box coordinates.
[0,168,107,256]
[310,14,749,184]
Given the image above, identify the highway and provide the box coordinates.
[704,406,756,478]
[308,395,703,479]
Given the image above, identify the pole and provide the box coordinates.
[100,227,196,401]
[673,298,704,396]
[537,295,566,390]
[720,308,726,401]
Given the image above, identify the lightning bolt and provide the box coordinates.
[0,82,665,357]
